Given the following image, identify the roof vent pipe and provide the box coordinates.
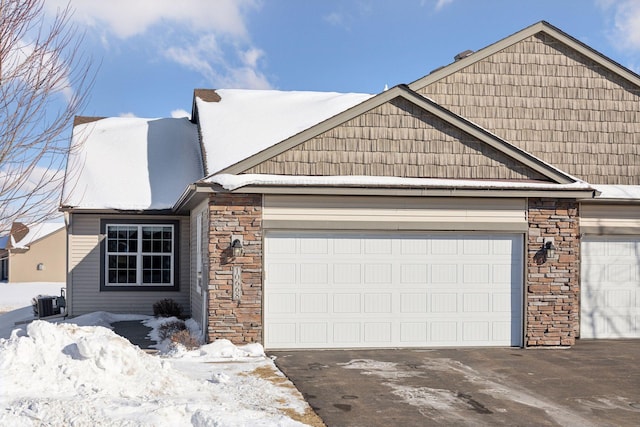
[454,50,474,61]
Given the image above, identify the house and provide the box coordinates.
[61,21,640,349]
[0,222,66,283]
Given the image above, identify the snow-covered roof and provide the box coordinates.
[196,89,374,174]
[206,173,595,192]
[11,222,64,249]
[62,117,202,210]
[592,185,640,200]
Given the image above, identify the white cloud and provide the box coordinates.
[45,0,256,39]
[119,112,137,118]
[598,0,640,51]
[44,0,271,90]
[324,12,346,27]
[164,34,270,90]
[171,109,190,119]
[241,48,265,69]
[434,0,454,11]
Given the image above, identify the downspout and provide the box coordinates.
[64,211,72,317]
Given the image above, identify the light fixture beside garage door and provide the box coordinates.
[544,238,557,261]
[231,238,244,257]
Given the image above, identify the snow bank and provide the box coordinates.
[0,320,309,426]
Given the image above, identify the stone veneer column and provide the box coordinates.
[526,198,579,346]
[207,193,262,344]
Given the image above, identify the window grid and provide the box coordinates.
[105,224,174,286]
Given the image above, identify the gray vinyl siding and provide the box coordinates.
[67,213,190,316]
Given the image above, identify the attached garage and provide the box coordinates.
[581,236,640,339]
[264,231,524,349]
[580,204,640,339]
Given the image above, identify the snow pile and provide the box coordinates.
[0,319,311,426]
[62,117,203,210]
[197,89,373,174]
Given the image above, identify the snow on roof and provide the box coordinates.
[62,117,202,210]
[592,184,640,200]
[11,222,64,249]
[196,89,374,174]
[206,173,596,192]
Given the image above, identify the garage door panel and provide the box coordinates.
[334,323,360,343]
[265,232,523,348]
[581,236,640,339]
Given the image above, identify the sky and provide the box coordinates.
[44,0,640,120]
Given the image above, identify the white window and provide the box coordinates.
[105,224,175,286]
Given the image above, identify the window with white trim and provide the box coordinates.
[104,223,175,287]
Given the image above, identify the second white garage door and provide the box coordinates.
[264,232,523,349]
[581,236,640,339]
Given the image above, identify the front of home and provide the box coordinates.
[61,21,640,349]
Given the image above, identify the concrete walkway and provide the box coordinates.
[271,340,640,427]
[112,320,154,350]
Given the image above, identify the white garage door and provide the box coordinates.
[581,237,640,339]
[264,232,523,349]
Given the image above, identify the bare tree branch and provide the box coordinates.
[0,0,93,234]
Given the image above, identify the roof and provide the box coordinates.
[62,117,202,210]
[218,85,581,185]
[10,222,64,249]
[64,21,640,211]
[409,20,640,91]
[195,89,374,175]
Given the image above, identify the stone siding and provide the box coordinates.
[207,193,263,344]
[526,198,580,346]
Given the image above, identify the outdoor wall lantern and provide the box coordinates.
[37,263,45,271]
[544,240,557,260]
[231,239,244,257]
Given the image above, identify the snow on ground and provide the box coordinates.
[0,282,65,313]
[0,284,319,426]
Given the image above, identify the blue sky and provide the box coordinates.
[48,0,640,119]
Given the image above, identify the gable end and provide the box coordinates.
[243,96,551,181]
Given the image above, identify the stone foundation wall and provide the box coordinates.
[207,193,263,344]
[526,198,580,346]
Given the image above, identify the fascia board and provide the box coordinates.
[225,185,596,199]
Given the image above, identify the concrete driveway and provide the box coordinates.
[270,340,640,427]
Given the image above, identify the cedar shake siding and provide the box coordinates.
[244,97,550,181]
[415,33,640,185]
